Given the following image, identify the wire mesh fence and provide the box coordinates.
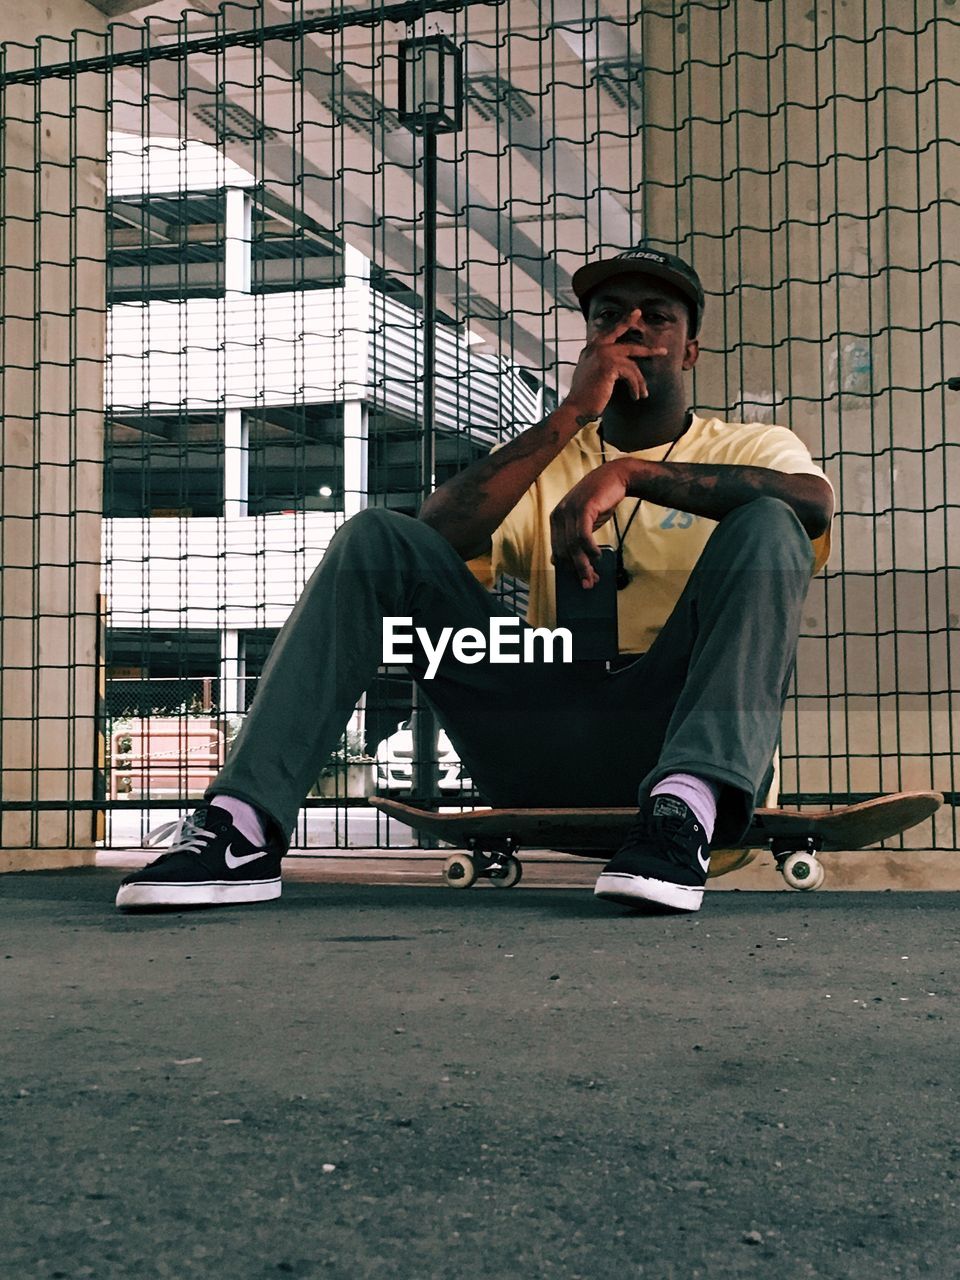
[0,0,957,853]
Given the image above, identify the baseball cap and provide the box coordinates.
[571,247,705,335]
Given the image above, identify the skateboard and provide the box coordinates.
[371,791,944,892]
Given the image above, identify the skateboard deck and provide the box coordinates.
[371,791,943,891]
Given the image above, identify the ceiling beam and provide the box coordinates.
[105,0,636,386]
[85,0,185,16]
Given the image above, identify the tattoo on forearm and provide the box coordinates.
[420,413,570,532]
[654,464,765,505]
[628,463,830,535]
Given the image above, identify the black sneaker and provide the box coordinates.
[594,795,710,912]
[115,803,283,909]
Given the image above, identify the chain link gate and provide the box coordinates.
[1,0,957,854]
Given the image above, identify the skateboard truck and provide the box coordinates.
[444,832,829,892]
[442,837,524,890]
[769,834,826,891]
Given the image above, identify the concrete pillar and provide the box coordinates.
[219,629,244,722]
[332,243,371,742]
[341,243,371,518]
[224,409,249,519]
[640,1,959,811]
[0,3,108,868]
[224,186,252,294]
[342,401,369,518]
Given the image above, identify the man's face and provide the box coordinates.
[585,273,700,404]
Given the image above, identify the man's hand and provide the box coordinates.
[550,460,633,587]
[417,310,668,559]
[565,311,668,419]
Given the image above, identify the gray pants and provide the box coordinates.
[207,497,815,849]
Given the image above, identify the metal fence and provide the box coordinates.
[1,0,957,852]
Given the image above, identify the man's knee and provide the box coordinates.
[725,495,801,529]
[340,506,410,537]
[328,507,466,585]
[712,497,814,570]
[335,506,444,550]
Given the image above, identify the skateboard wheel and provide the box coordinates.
[490,855,523,889]
[443,852,478,889]
[808,859,826,889]
[781,851,825,891]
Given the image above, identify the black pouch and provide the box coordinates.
[555,546,619,662]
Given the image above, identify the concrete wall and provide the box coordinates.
[0,0,107,865]
[641,0,959,848]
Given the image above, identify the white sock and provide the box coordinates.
[209,795,267,847]
[650,773,719,842]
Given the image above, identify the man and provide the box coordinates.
[116,248,833,915]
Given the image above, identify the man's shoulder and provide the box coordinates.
[690,413,796,439]
[686,413,808,460]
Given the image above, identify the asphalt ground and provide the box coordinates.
[1,870,958,1280]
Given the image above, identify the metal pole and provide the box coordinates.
[413,128,439,811]
[420,129,438,505]
[0,0,503,88]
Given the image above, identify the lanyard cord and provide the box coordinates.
[598,410,693,590]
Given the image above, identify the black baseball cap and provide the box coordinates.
[571,247,705,335]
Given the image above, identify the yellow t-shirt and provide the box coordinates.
[475,413,833,655]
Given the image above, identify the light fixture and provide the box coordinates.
[398,34,464,135]
[318,485,333,498]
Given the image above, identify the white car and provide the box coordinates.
[375,719,473,793]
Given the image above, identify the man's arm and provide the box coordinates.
[416,401,595,560]
[550,458,834,587]
[417,316,669,559]
[620,460,834,537]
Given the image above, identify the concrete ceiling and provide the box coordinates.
[98,0,644,388]
[87,0,218,16]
